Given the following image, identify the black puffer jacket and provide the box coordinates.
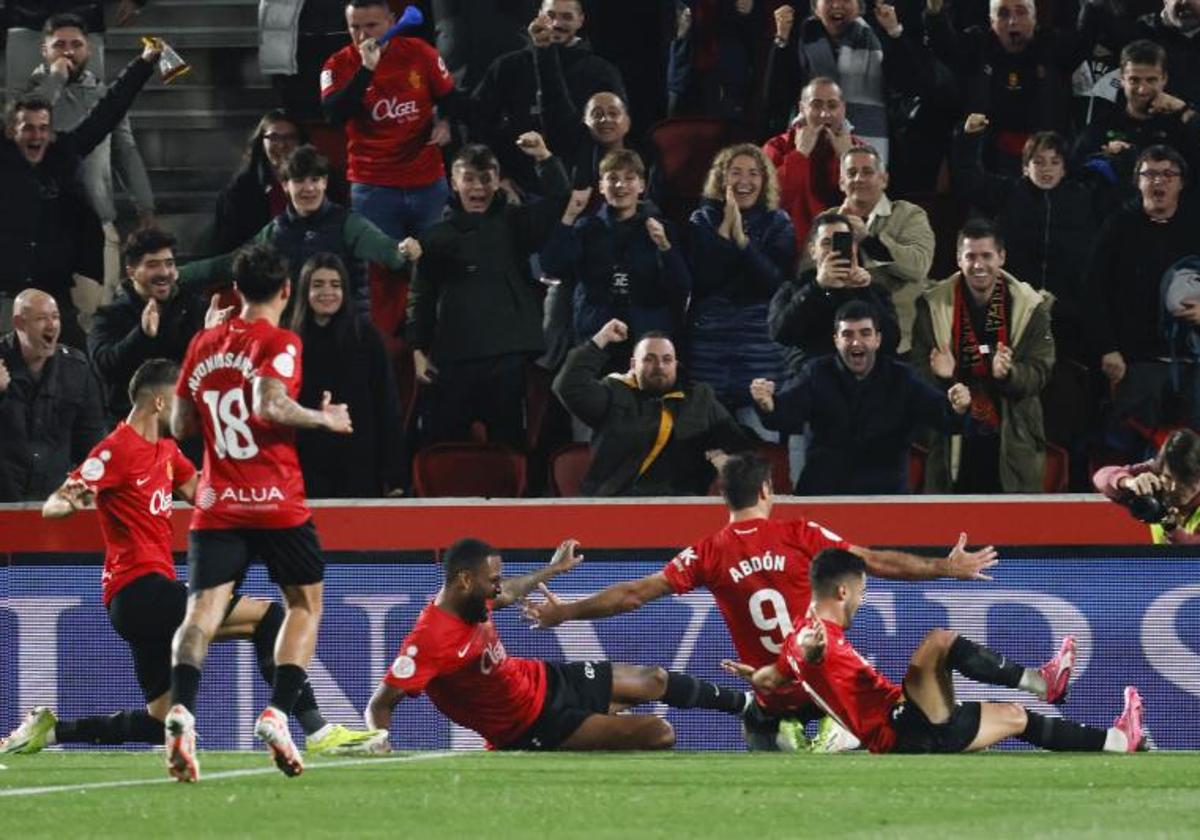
[408,157,569,363]
[0,332,106,502]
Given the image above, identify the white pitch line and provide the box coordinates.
[0,750,458,798]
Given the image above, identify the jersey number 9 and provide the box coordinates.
[748,588,795,654]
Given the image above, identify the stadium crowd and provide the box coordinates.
[3,0,1200,501]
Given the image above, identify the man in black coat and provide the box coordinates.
[0,40,160,346]
[769,211,900,374]
[752,300,971,494]
[0,288,106,502]
[553,318,750,496]
[408,134,570,448]
[1087,144,1200,451]
[88,227,207,423]
[471,0,626,194]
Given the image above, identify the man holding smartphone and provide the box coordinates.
[768,211,901,376]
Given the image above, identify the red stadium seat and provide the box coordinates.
[909,443,929,494]
[412,443,527,498]
[549,443,592,497]
[647,116,759,226]
[1043,442,1070,494]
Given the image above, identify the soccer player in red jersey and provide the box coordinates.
[365,538,766,751]
[164,244,353,782]
[1,359,370,757]
[524,452,998,749]
[321,0,461,237]
[723,548,1150,754]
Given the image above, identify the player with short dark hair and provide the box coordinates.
[365,538,764,751]
[723,548,1149,754]
[166,244,354,782]
[525,452,998,750]
[1,359,371,757]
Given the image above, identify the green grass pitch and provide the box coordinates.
[3,750,1199,838]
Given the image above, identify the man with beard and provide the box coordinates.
[25,14,155,302]
[763,78,864,251]
[1073,40,1200,194]
[0,289,106,501]
[1086,145,1200,456]
[925,0,1088,174]
[88,228,208,425]
[366,537,764,751]
[552,318,749,496]
[750,300,971,494]
[911,219,1055,493]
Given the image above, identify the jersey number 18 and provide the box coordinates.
[201,389,260,460]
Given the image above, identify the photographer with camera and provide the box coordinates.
[1093,428,1200,544]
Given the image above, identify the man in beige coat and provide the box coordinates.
[836,145,934,356]
[911,220,1054,492]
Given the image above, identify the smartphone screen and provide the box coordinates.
[831,231,854,264]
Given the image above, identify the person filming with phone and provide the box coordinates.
[768,210,900,377]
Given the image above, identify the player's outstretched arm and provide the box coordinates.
[494,538,584,609]
[364,682,402,747]
[42,477,94,519]
[721,660,792,694]
[253,376,353,433]
[850,532,997,581]
[522,571,675,628]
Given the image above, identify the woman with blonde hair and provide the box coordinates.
[687,143,795,438]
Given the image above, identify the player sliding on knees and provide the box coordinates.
[365,538,764,751]
[1,359,373,758]
[523,452,998,751]
[722,548,1149,754]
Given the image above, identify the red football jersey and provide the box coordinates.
[320,37,454,189]
[383,601,547,749]
[176,316,310,530]
[662,517,850,712]
[71,423,196,605]
[777,618,904,754]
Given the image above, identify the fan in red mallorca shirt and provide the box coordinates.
[1,357,373,759]
[722,548,1149,755]
[162,244,353,783]
[321,0,462,237]
[365,537,769,751]
[523,451,998,750]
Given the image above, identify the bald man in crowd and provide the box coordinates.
[0,288,106,501]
